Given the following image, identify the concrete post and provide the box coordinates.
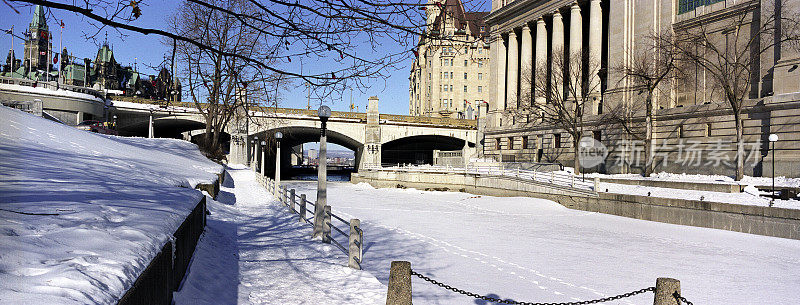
[289,189,296,213]
[299,194,307,223]
[275,139,281,194]
[594,177,600,191]
[148,113,154,138]
[322,206,331,244]
[261,144,267,177]
[349,218,362,270]
[386,261,412,305]
[653,278,681,305]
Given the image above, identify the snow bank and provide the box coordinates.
[0,83,104,102]
[0,106,222,304]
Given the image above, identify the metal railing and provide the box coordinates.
[0,76,106,100]
[362,163,597,192]
[256,174,363,270]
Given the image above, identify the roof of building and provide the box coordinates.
[431,0,488,38]
[30,5,48,30]
[95,44,115,63]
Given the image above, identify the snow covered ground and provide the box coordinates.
[587,171,800,188]
[286,181,800,305]
[173,167,386,305]
[0,106,221,304]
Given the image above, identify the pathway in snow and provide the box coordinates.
[287,181,800,305]
[173,168,385,305]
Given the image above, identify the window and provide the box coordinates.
[477,86,482,93]
[678,125,685,138]
[478,60,483,68]
[444,99,449,108]
[554,134,562,148]
[442,85,447,92]
[678,0,724,14]
[522,136,529,149]
[428,73,431,79]
[593,130,602,142]
[450,85,454,91]
[450,72,453,79]
[478,48,483,54]
[478,73,483,80]
[440,72,443,79]
[706,123,712,137]
[464,60,468,67]
[495,138,501,150]
[464,86,468,93]
[508,137,514,150]
[464,73,468,80]
[440,59,443,66]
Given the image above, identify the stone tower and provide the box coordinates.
[24,5,51,72]
[361,96,382,167]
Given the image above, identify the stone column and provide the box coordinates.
[506,31,519,110]
[569,2,583,99]
[493,35,507,127]
[520,24,533,109]
[552,10,565,99]
[588,0,603,107]
[535,18,548,107]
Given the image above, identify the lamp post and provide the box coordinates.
[250,139,255,170]
[769,133,778,206]
[274,131,283,194]
[261,140,267,177]
[148,109,154,138]
[313,105,332,241]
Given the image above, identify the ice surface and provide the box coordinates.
[0,106,221,304]
[285,181,800,305]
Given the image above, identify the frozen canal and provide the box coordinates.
[286,181,800,305]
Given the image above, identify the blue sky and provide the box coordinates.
[1,1,489,150]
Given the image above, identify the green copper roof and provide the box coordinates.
[95,44,114,63]
[30,5,48,30]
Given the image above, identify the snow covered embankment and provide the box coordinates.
[0,106,222,304]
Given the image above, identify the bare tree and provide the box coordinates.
[612,30,679,176]
[515,48,602,175]
[671,0,800,180]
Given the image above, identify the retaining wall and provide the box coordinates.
[117,195,207,305]
[353,171,800,240]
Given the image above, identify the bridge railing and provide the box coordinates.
[361,163,597,191]
[0,76,105,100]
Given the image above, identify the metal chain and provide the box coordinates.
[411,270,655,305]
[673,292,694,305]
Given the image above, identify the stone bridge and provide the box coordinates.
[1,81,478,175]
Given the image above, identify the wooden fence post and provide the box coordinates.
[289,189,296,213]
[323,206,331,244]
[386,261,412,305]
[349,219,363,270]
[299,194,307,223]
[653,277,680,305]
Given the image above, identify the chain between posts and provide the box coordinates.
[673,292,694,305]
[410,270,655,305]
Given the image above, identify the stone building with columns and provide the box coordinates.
[484,0,800,177]
[409,0,491,118]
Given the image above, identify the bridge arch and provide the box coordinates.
[381,135,473,165]
[253,126,363,179]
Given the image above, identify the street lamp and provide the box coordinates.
[250,139,255,168]
[313,105,331,242]
[112,115,117,130]
[769,133,778,206]
[274,131,283,194]
[260,140,267,177]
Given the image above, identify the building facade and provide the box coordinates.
[484,0,800,177]
[409,0,491,118]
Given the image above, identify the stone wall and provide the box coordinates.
[353,170,800,240]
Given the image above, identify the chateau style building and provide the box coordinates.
[484,0,800,177]
[409,0,491,118]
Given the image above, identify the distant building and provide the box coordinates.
[409,0,490,118]
[1,5,181,102]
